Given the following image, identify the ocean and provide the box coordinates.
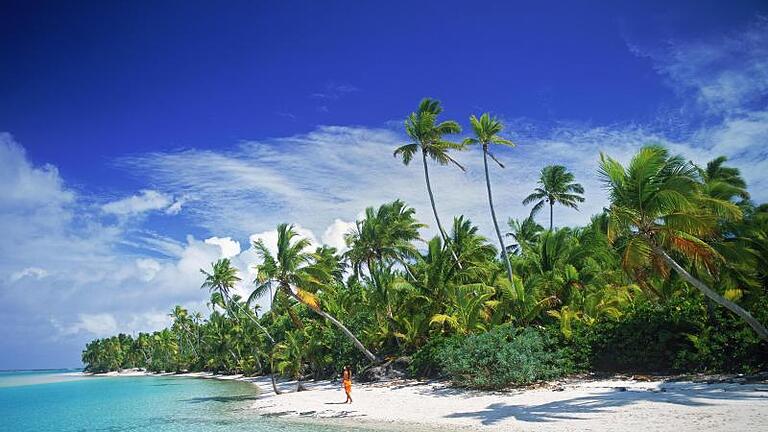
[0,369,366,432]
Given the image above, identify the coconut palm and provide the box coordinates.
[599,144,768,340]
[523,165,585,230]
[506,217,544,255]
[344,200,424,315]
[464,113,516,281]
[252,223,380,362]
[700,156,750,202]
[394,98,464,266]
[201,259,282,394]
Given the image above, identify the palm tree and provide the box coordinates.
[252,223,380,362]
[344,200,424,315]
[701,156,750,202]
[599,145,768,341]
[464,113,516,281]
[394,98,464,266]
[200,259,282,394]
[523,165,585,230]
[506,217,544,255]
[273,329,308,391]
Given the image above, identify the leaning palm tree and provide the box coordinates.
[523,165,585,231]
[599,145,768,341]
[394,98,464,266]
[464,113,515,281]
[252,223,380,362]
[200,259,282,394]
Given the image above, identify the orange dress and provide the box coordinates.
[343,371,352,394]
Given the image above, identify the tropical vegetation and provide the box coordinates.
[83,100,768,390]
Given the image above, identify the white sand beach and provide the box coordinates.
[97,370,768,431]
[242,375,768,432]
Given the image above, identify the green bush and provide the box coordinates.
[437,326,575,389]
[570,300,700,373]
[570,298,768,374]
[674,296,768,373]
[409,336,454,378]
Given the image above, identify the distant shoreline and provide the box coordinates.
[86,370,768,431]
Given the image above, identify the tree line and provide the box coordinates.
[83,99,768,390]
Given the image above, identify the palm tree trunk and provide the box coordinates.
[656,246,768,341]
[269,352,282,395]
[549,201,554,231]
[483,148,513,282]
[422,150,462,269]
[285,287,380,363]
[222,293,282,394]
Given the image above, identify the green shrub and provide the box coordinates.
[409,336,454,378]
[674,296,768,373]
[570,298,768,374]
[437,326,575,389]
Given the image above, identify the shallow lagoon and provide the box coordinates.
[0,370,366,432]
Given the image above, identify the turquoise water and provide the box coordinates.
[0,370,365,432]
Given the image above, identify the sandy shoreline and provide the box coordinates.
[92,370,768,431]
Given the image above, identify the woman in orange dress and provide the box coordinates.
[342,365,353,404]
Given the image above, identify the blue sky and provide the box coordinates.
[1,1,768,368]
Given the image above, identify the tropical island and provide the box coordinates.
[80,99,768,430]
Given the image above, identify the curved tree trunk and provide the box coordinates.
[656,246,768,341]
[422,150,462,269]
[483,148,514,282]
[223,293,282,394]
[285,286,380,363]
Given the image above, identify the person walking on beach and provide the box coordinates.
[342,365,353,404]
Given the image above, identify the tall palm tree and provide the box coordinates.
[200,259,282,394]
[464,113,516,281]
[599,145,768,341]
[394,98,464,266]
[523,165,585,230]
[252,223,380,362]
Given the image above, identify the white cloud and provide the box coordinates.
[102,189,180,216]
[630,18,768,115]
[322,219,355,252]
[54,311,174,338]
[165,197,184,215]
[9,267,48,282]
[0,133,75,209]
[204,236,241,258]
[135,258,161,282]
[61,313,118,337]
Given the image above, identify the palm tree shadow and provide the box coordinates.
[445,385,767,426]
[183,394,262,403]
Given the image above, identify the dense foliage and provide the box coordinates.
[83,100,768,389]
[436,326,575,389]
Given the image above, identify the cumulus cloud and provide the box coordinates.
[135,258,161,282]
[59,313,118,337]
[204,236,242,258]
[322,219,355,252]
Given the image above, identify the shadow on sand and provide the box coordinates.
[445,384,767,426]
[182,394,263,403]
